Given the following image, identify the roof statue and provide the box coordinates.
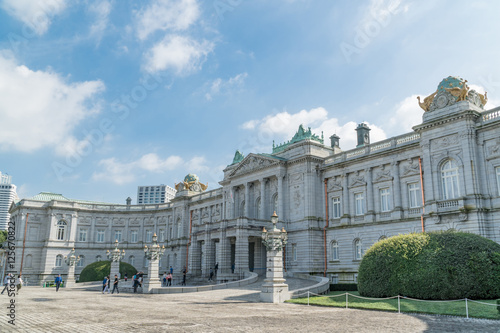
[175,174,208,192]
[272,124,324,153]
[231,150,244,165]
[417,76,488,112]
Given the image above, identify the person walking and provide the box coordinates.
[169,266,173,275]
[102,276,108,294]
[167,272,172,286]
[111,274,119,294]
[133,274,139,293]
[55,274,62,292]
[124,273,128,282]
[181,267,186,286]
[1,273,11,294]
[162,272,167,287]
[208,268,214,281]
[16,275,23,294]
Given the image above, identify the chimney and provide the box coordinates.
[330,134,340,149]
[356,123,371,147]
[126,197,132,206]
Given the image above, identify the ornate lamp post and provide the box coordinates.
[64,248,81,288]
[143,233,165,293]
[107,240,125,283]
[260,212,290,303]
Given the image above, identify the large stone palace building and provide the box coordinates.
[8,76,500,285]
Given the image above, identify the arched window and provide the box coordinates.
[55,255,63,267]
[331,241,339,261]
[129,255,135,267]
[441,160,460,199]
[354,239,362,260]
[77,255,85,267]
[25,254,33,268]
[256,197,261,218]
[96,255,102,262]
[57,220,67,240]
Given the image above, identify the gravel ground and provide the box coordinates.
[0,279,499,333]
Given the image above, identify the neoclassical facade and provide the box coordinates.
[8,77,500,285]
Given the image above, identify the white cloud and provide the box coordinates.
[136,0,200,40]
[205,73,247,100]
[1,0,67,35]
[144,35,213,74]
[92,153,184,185]
[0,52,105,152]
[241,107,387,151]
[385,94,423,136]
[88,0,112,42]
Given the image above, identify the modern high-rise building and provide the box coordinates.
[137,184,176,204]
[0,172,17,230]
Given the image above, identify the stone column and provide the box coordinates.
[244,183,250,218]
[341,173,350,225]
[235,227,249,277]
[392,161,402,218]
[365,168,374,222]
[144,256,160,293]
[66,264,76,288]
[277,176,283,217]
[260,178,266,220]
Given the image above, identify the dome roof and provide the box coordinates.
[184,173,199,183]
[437,76,466,93]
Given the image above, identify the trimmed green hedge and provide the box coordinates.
[330,283,358,291]
[79,261,137,283]
[358,231,500,300]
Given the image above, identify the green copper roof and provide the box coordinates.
[30,192,70,201]
[231,150,244,165]
[28,192,115,205]
[272,124,324,153]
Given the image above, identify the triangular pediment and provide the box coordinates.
[229,154,283,177]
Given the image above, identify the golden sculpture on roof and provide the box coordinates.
[445,80,469,101]
[417,91,438,112]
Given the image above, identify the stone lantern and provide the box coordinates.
[260,212,290,303]
[143,233,165,293]
[64,248,81,288]
[107,239,125,283]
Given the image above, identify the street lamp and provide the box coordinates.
[144,233,165,260]
[262,212,288,251]
[64,248,81,266]
[107,239,125,262]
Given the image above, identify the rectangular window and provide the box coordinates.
[159,229,165,242]
[146,230,152,243]
[114,230,122,243]
[408,182,422,208]
[131,230,138,243]
[292,244,297,261]
[332,197,341,218]
[380,188,391,212]
[78,229,87,242]
[496,166,500,196]
[331,274,339,284]
[96,230,105,243]
[355,193,365,215]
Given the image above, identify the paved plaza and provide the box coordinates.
[0,278,499,333]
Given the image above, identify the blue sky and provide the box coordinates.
[0,0,499,204]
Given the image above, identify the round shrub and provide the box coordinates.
[78,261,137,282]
[358,231,500,300]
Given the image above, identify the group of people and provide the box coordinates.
[102,275,120,294]
[1,273,22,294]
[208,263,219,281]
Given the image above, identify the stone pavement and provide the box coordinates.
[0,278,499,333]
